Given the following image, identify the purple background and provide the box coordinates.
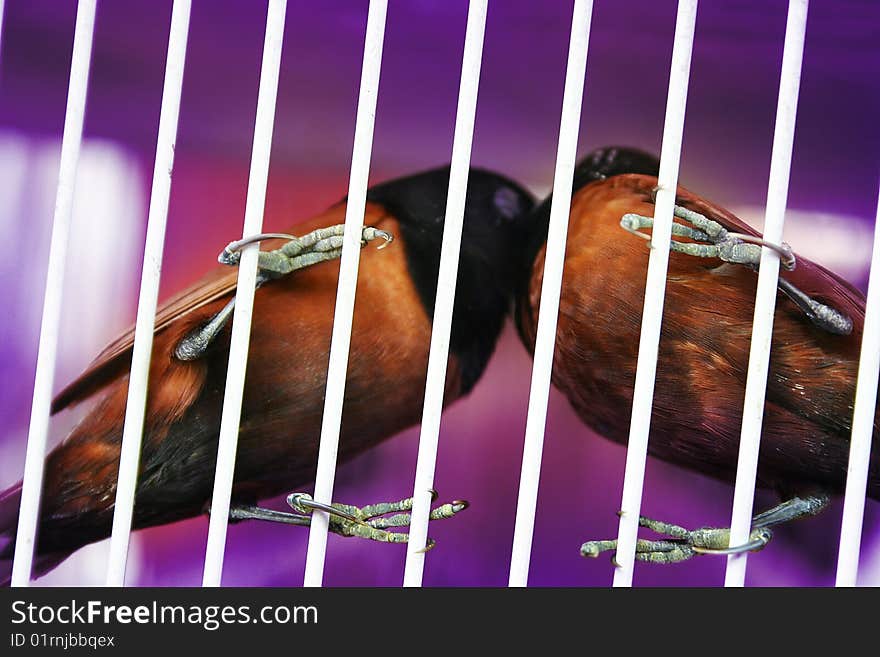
[0,0,878,586]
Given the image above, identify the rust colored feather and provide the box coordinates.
[24,203,446,559]
[519,173,879,498]
[51,203,349,414]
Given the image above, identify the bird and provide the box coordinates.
[515,145,879,564]
[0,165,535,584]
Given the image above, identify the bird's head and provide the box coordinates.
[366,166,536,394]
[515,146,662,349]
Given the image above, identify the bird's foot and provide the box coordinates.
[277,491,468,550]
[620,206,795,269]
[579,494,829,566]
[218,224,393,275]
[619,205,852,335]
[580,515,772,565]
[174,224,394,360]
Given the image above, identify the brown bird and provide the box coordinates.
[516,146,879,563]
[0,166,535,583]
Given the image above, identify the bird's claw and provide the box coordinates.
[286,492,468,549]
[620,206,795,270]
[216,224,394,280]
[218,224,394,272]
[363,226,394,250]
[619,202,853,336]
[580,515,773,565]
[174,224,395,362]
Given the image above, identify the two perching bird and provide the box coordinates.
[1,146,878,583]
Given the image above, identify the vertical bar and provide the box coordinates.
[202,0,287,587]
[105,0,191,587]
[0,1,6,59]
[10,0,97,588]
[508,0,594,588]
[725,0,808,588]
[302,0,387,588]
[611,0,698,588]
[402,0,488,588]
[835,181,880,587]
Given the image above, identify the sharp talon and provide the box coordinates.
[611,557,622,568]
[616,510,624,517]
[374,229,394,250]
[415,539,436,554]
[286,493,359,522]
[428,488,439,502]
[725,232,796,270]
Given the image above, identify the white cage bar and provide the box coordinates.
[611,0,698,588]
[835,181,880,587]
[725,0,808,587]
[302,0,387,588]
[6,1,877,590]
[202,0,288,587]
[10,0,97,587]
[0,1,5,59]
[403,0,488,587]
[508,0,595,588]
[105,0,192,588]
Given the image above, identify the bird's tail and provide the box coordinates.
[0,481,21,536]
[0,481,70,587]
[0,482,22,586]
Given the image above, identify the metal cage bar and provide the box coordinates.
[302,0,387,588]
[724,0,808,588]
[105,0,192,588]
[835,181,880,587]
[10,0,97,587]
[611,0,698,588]
[403,0,488,587]
[508,0,595,588]
[202,0,288,587]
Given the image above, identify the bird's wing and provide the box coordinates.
[50,202,356,415]
[622,175,868,437]
[51,264,242,414]
[103,266,242,368]
[671,180,867,323]
[617,174,866,326]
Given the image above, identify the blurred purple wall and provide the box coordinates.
[0,0,878,586]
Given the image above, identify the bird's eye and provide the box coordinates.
[493,187,524,221]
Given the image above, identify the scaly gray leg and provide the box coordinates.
[776,277,853,335]
[227,491,468,551]
[580,492,830,565]
[174,224,393,361]
[620,207,852,335]
[228,504,310,527]
[751,492,831,528]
